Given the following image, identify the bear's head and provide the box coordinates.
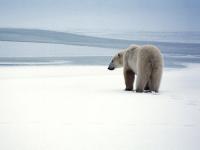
[108,52,124,70]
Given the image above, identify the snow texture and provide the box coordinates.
[0,64,200,150]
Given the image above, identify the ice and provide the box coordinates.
[0,64,199,150]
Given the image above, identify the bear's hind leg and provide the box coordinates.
[144,81,151,92]
[124,69,135,91]
[136,65,151,93]
[150,67,162,93]
[136,74,149,92]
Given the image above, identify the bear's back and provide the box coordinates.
[138,45,163,68]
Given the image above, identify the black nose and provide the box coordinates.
[108,66,114,70]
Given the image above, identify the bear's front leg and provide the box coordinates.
[123,69,135,91]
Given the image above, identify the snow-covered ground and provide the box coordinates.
[0,64,200,150]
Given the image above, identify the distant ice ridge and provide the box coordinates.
[72,29,200,44]
[0,28,133,49]
[1,28,200,48]
[164,54,200,59]
[0,28,200,68]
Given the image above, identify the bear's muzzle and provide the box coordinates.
[108,63,115,70]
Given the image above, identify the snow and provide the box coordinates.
[0,64,200,150]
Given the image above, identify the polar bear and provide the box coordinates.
[108,45,163,93]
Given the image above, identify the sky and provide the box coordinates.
[0,0,200,32]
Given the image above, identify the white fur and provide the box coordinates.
[125,45,163,92]
[109,44,163,92]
